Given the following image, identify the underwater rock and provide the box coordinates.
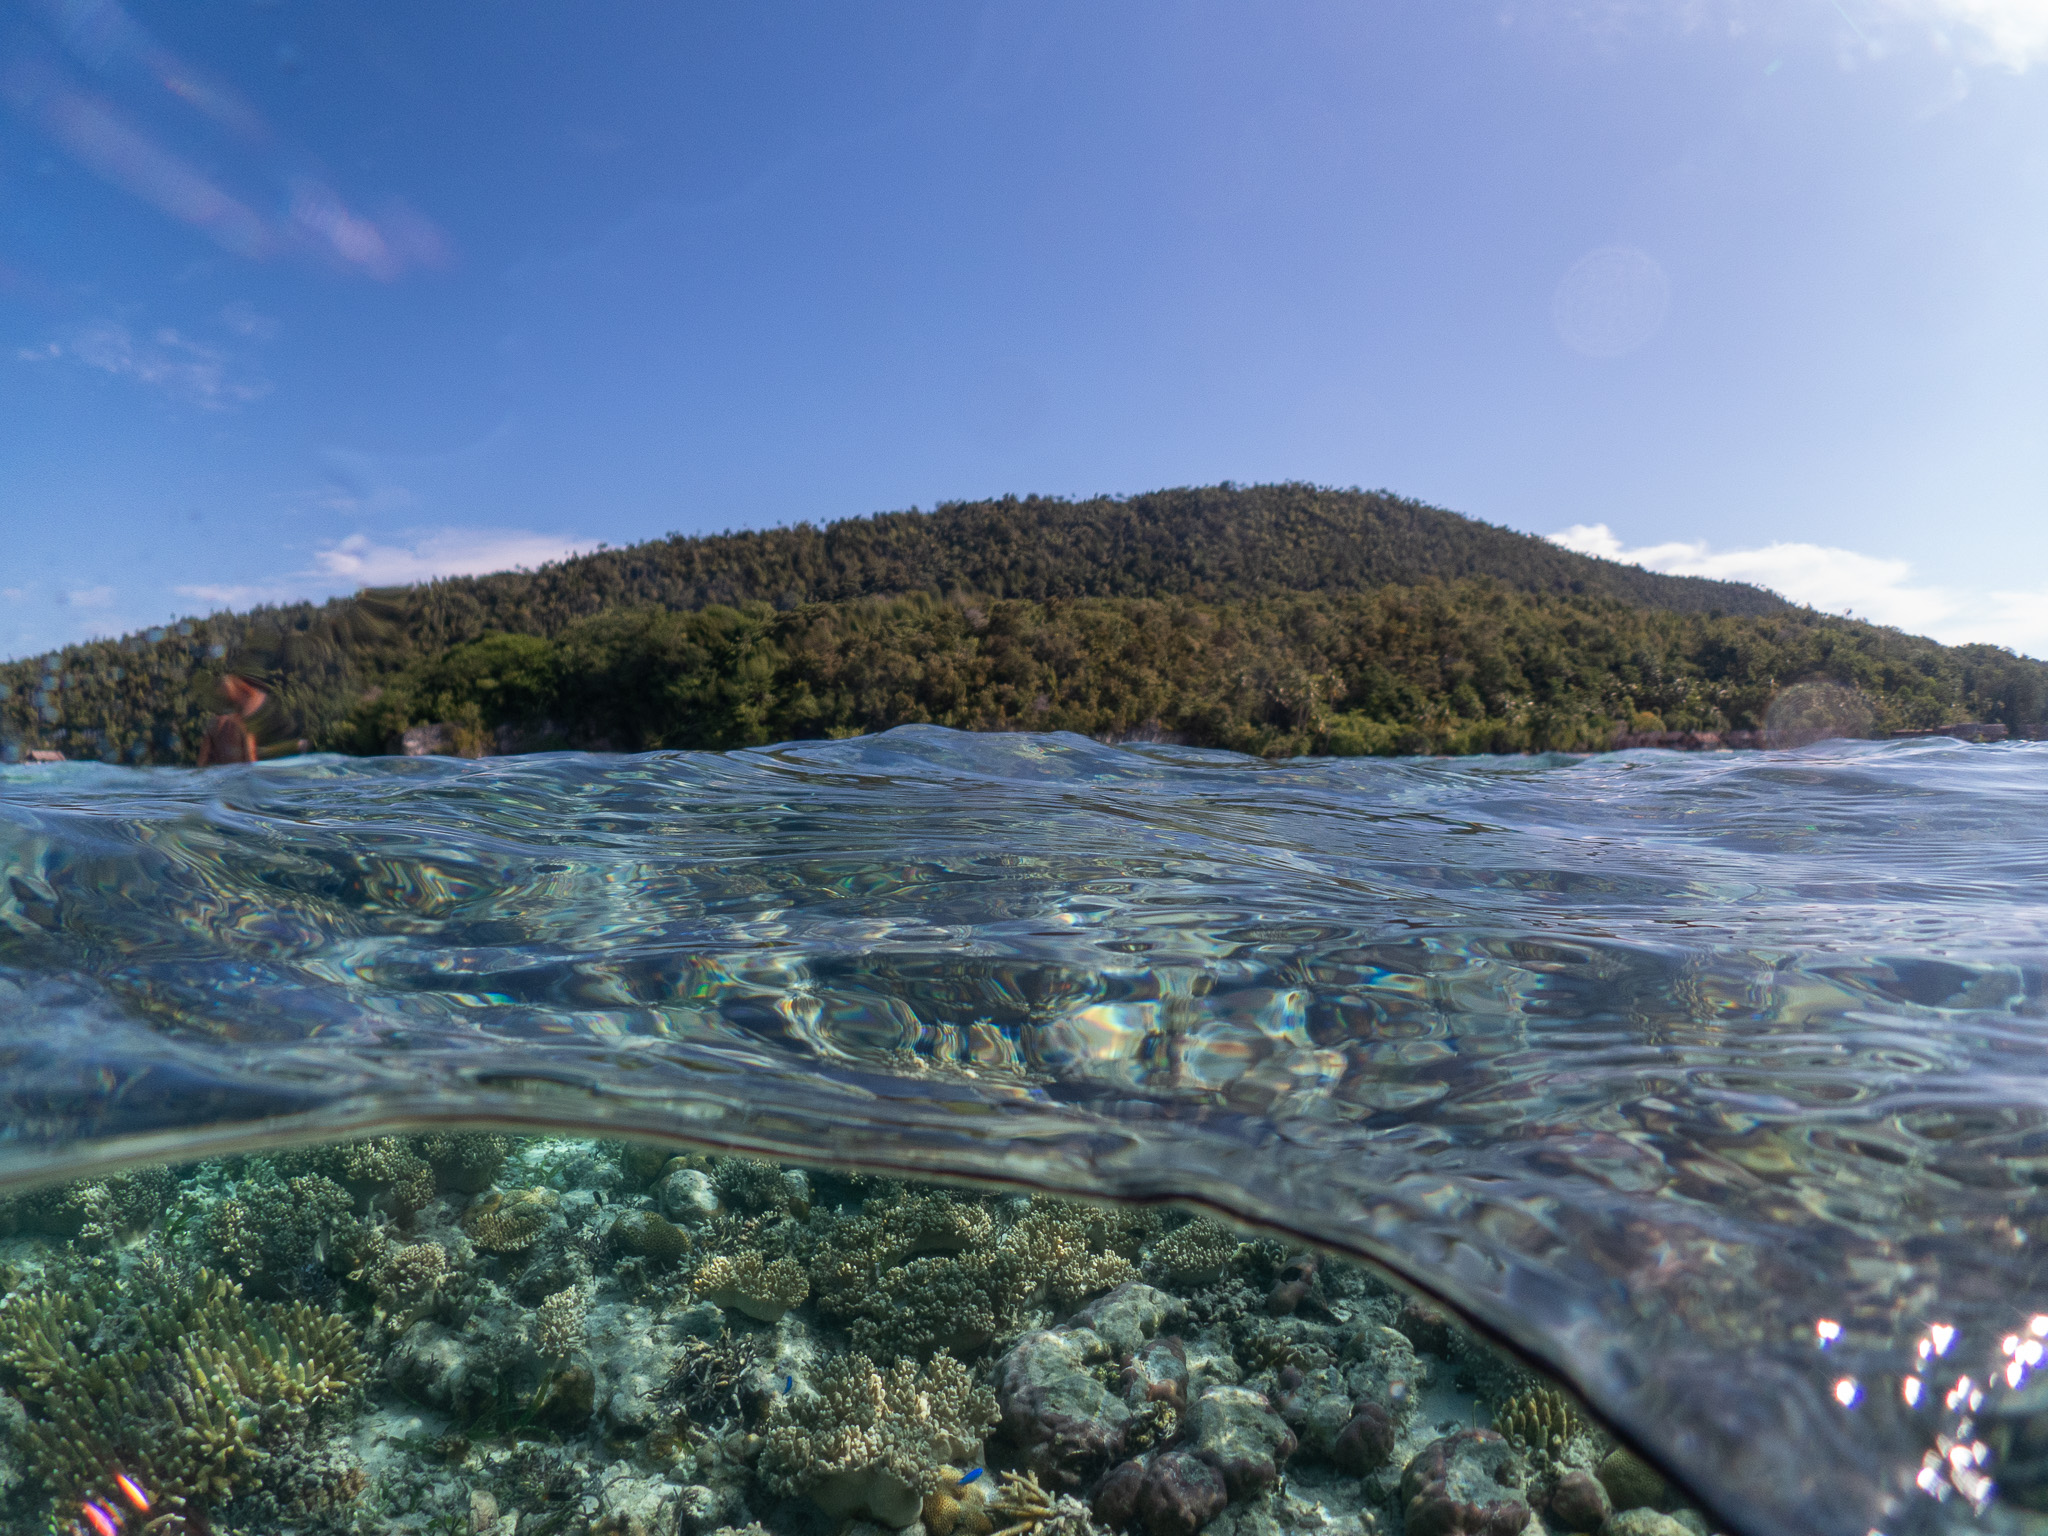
[1596,1448,1668,1512]
[1266,1252,1320,1316]
[1396,1297,1456,1358]
[758,1352,996,1527]
[1121,1333,1189,1410]
[994,1326,1133,1486]
[1548,1469,1611,1532]
[658,1166,723,1226]
[1184,1384,1296,1499]
[1073,1282,1186,1358]
[534,1361,597,1429]
[1272,1364,1352,1460]
[588,1301,683,1433]
[1328,1400,1398,1475]
[385,1320,480,1412]
[1400,1430,1530,1536]
[594,1458,691,1535]
[1600,1512,1691,1536]
[1095,1451,1229,1536]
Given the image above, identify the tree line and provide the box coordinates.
[3,485,2037,764]
[334,585,2048,761]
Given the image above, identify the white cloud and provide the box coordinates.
[1883,0,2048,67]
[62,585,117,609]
[37,321,271,410]
[169,527,596,616]
[310,529,597,588]
[219,301,278,341]
[1551,523,2048,656]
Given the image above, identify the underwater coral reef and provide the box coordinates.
[0,1139,1724,1536]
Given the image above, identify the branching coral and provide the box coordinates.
[285,1136,436,1218]
[758,1352,997,1527]
[202,1171,355,1296]
[1007,1199,1138,1307]
[417,1131,510,1195]
[0,1167,176,1247]
[1144,1218,1243,1289]
[695,1251,809,1322]
[0,1268,364,1533]
[533,1284,589,1361]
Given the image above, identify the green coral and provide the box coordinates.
[0,1267,364,1532]
[1494,1384,1581,1466]
[759,1352,997,1526]
[280,1136,436,1218]
[711,1155,804,1216]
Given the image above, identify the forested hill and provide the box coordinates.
[381,484,1790,648]
[8,482,2039,766]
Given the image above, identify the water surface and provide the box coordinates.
[5,727,2048,1536]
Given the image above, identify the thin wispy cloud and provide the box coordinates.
[22,320,269,410]
[0,1,452,278]
[1551,523,2048,656]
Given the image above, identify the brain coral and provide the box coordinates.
[758,1352,998,1527]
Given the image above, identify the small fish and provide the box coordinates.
[783,1374,795,1394]
[80,1503,121,1536]
[114,1475,151,1512]
[959,1468,985,1485]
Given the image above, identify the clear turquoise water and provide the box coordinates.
[6,726,2048,1536]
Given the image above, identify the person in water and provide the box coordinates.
[196,674,267,766]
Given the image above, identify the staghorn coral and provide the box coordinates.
[462,1186,558,1253]
[0,1267,363,1533]
[758,1351,997,1527]
[695,1250,809,1323]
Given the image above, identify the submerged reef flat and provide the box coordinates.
[0,1140,1723,1536]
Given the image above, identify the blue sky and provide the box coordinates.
[4,0,2046,659]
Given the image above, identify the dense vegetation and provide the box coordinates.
[341,586,2043,759]
[4,484,2040,764]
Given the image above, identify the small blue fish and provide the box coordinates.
[784,1374,795,1394]
[959,1468,984,1486]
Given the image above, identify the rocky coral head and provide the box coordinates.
[1400,1429,1530,1536]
